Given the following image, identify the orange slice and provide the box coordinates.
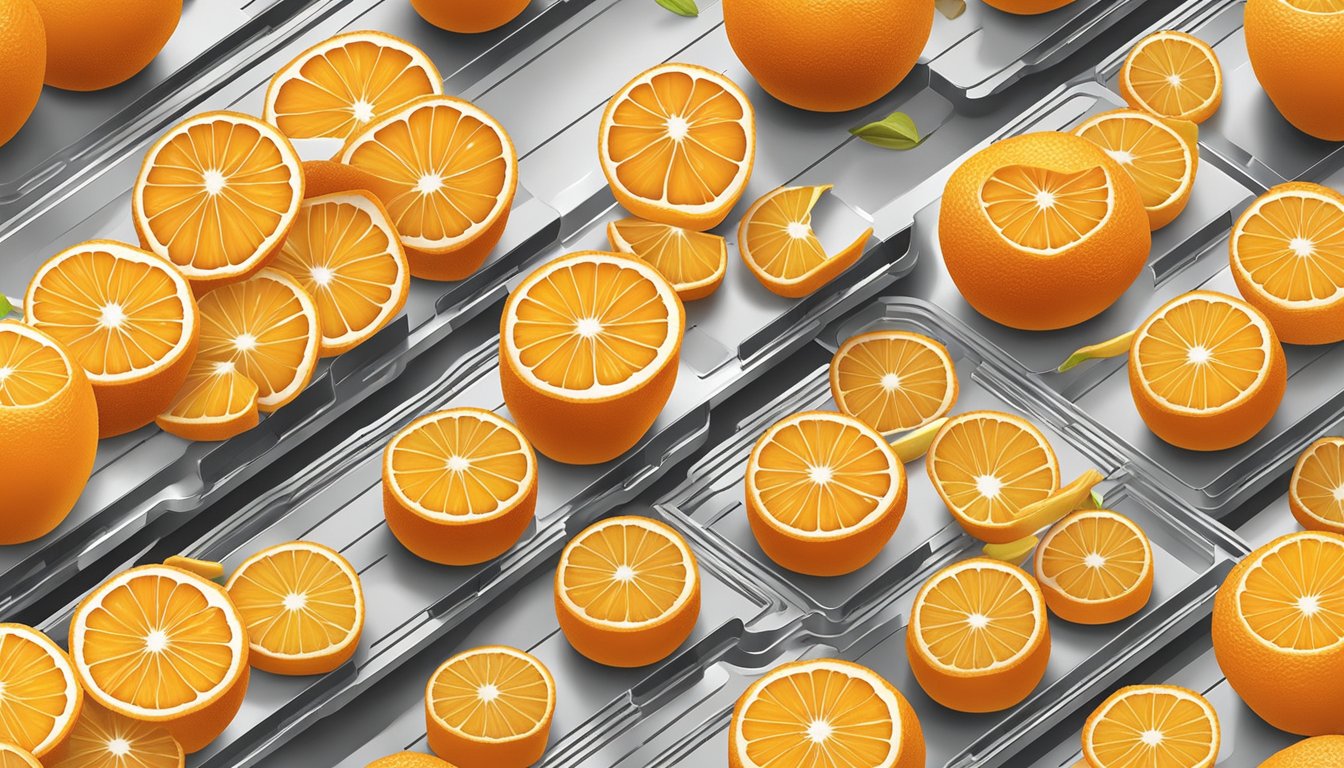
[271,190,410,356]
[383,408,538,565]
[424,646,554,767]
[52,702,184,768]
[829,330,958,436]
[1074,108,1199,230]
[1119,31,1223,124]
[739,185,873,298]
[744,410,907,576]
[1082,685,1220,768]
[69,565,250,754]
[155,357,260,442]
[1230,182,1344,345]
[133,112,304,292]
[607,217,727,301]
[555,516,700,668]
[906,558,1050,712]
[1034,509,1154,624]
[599,62,755,232]
[24,240,199,437]
[500,251,684,465]
[339,96,517,281]
[728,659,925,768]
[1129,291,1286,451]
[1291,437,1344,533]
[263,31,442,142]
[0,624,82,758]
[0,744,39,768]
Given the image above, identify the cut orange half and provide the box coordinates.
[339,96,517,281]
[1082,685,1220,768]
[739,185,873,298]
[424,646,555,768]
[906,558,1050,713]
[1119,31,1223,124]
[0,624,82,758]
[599,62,755,232]
[263,31,443,142]
[1129,291,1286,451]
[607,217,727,301]
[0,744,40,768]
[981,164,1112,254]
[52,702,184,768]
[155,357,260,442]
[1230,182,1344,345]
[25,240,199,437]
[383,408,538,565]
[829,330,958,436]
[744,410,907,576]
[728,659,925,768]
[133,112,304,292]
[500,251,684,465]
[1034,509,1154,624]
[1291,437,1344,534]
[1074,108,1199,230]
[555,516,700,668]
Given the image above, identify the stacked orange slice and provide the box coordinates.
[1119,31,1224,124]
[739,185,873,298]
[829,330,958,436]
[1074,108,1199,230]
[607,218,728,301]
[51,702,184,768]
[1034,509,1154,624]
[1290,436,1344,534]
[424,646,554,767]
[0,624,82,759]
[0,744,40,768]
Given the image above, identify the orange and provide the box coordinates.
[133,111,304,292]
[1230,182,1344,345]
[982,0,1075,13]
[1290,437,1344,533]
[69,565,249,753]
[264,31,442,142]
[1081,685,1220,768]
[829,330,958,436]
[0,321,98,544]
[1035,510,1154,624]
[225,541,364,676]
[722,0,933,112]
[499,251,684,465]
[410,0,530,33]
[0,744,39,768]
[155,357,259,442]
[25,240,199,437]
[938,131,1150,330]
[0,0,44,148]
[300,160,388,199]
[340,96,517,281]
[1246,0,1344,141]
[51,702,183,768]
[744,411,907,576]
[366,754,456,768]
[32,0,178,91]
[1119,31,1223,124]
[1260,735,1344,767]
[907,558,1050,712]
[554,516,700,668]
[0,624,82,758]
[424,646,554,768]
[383,408,538,565]
[739,185,874,298]
[1212,531,1344,735]
[599,63,755,232]
[1129,291,1286,451]
[728,659,924,768]
[1074,108,1199,231]
[607,218,727,301]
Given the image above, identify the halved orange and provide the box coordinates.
[829,330,958,436]
[499,251,684,465]
[1119,31,1223,124]
[155,357,260,442]
[728,659,924,768]
[271,190,410,356]
[599,62,755,232]
[1129,291,1286,451]
[1034,509,1154,624]
[906,558,1051,712]
[555,516,700,668]
[607,217,727,301]
[25,240,199,437]
[263,31,442,142]
[0,744,40,768]
[1290,436,1344,533]
[52,702,184,768]
[1074,108,1199,230]
[133,112,304,292]
[739,185,873,298]
[365,754,455,768]
[424,646,554,767]
[1230,182,1344,345]
[0,624,82,758]
[339,96,517,281]
[1082,685,1220,768]
[383,408,538,565]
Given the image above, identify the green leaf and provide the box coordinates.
[655,0,698,16]
[0,295,11,318]
[850,111,921,150]
[1090,490,1105,509]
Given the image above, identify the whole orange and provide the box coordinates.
[1245,0,1344,141]
[1260,736,1344,767]
[721,0,933,113]
[0,0,45,148]
[410,0,530,33]
[33,0,180,91]
[983,0,1076,13]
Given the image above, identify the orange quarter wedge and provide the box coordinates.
[829,330,958,436]
[51,702,184,768]
[1120,31,1223,124]
[1034,509,1154,624]
[739,185,873,298]
[607,218,728,301]
[0,624,82,758]
[1074,108,1199,230]
[1290,437,1344,534]
[1082,685,1220,768]
[424,646,554,768]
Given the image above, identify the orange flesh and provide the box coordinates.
[228,546,360,659]
[1076,116,1189,210]
[742,186,838,279]
[915,564,1040,671]
[160,358,258,424]
[609,219,723,291]
[833,333,955,434]
[0,631,74,754]
[1125,36,1219,118]
[429,651,551,740]
[1135,297,1268,410]
[1239,535,1344,651]
[1234,191,1344,303]
[195,275,314,409]
[55,703,182,768]
[1038,514,1149,601]
[1087,689,1217,768]
[0,328,69,406]
[1296,440,1344,527]
[929,415,1058,525]
[560,522,689,624]
[387,413,531,518]
[980,165,1110,253]
[0,746,39,768]
[739,666,896,767]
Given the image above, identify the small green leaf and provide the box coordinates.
[1090,490,1105,509]
[0,295,11,318]
[655,0,698,16]
[850,111,922,150]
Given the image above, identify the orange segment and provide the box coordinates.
[981,164,1111,254]
[1034,509,1154,624]
[555,516,701,668]
[424,646,555,768]
[606,217,727,301]
[1074,109,1198,230]
[1082,685,1220,768]
[52,702,183,768]
[728,659,925,768]
[739,185,873,298]
[1119,31,1223,124]
[1291,437,1344,533]
[829,330,958,436]
[155,357,260,442]
[133,112,304,291]
[0,625,82,758]
[263,31,442,142]
[599,62,755,231]
[0,744,40,768]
